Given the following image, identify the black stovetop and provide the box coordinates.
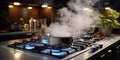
[7,38,90,58]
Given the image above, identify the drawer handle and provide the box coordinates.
[100,54,105,58]
[108,50,112,53]
[26,33,32,35]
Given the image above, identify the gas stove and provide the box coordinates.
[7,38,102,59]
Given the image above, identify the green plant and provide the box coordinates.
[99,9,120,31]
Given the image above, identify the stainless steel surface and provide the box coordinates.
[0,35,120,60]
[49,36,73,47]
[0,46,58,60]
[70,35,120,60]
[0,45,91,60]
[0,38,90,60]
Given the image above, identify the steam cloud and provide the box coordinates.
[46,0,99,37]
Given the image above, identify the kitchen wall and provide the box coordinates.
[9,5,52,26]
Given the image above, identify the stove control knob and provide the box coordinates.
[80,44,88,50]
[98,44,103,49]
[91,46,98,53]
[90,44,103,53]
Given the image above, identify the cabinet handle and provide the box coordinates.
[108,50,112,53]
[26,33,32,35]
[100,54,105,58]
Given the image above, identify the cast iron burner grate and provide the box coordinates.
[7,39,89,58]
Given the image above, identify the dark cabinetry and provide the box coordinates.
[0,0,9,32]
[87,40,120,60]
[0,31,37,41]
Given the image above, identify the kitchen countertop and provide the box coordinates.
[0,35,120,60]
[70,35,120,60]
[0,30,40,36]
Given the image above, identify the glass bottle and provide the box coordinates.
[29,17,37,31]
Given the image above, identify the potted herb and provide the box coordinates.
[98,9,120,36]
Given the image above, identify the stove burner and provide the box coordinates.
[62,47,76,53]
[51,49,61,52]
[7,39,90,58]
[51,50,67,57]
[81,34,92,39]
[24,43,35,50]
[39,38,49,44]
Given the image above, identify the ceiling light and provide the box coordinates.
[13,2,21,5]
[41,4,48,8]
[27,7,33,9]
[47,6,52,9]
[9,5,13,8]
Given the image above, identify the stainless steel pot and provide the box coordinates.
[49,36,73,48]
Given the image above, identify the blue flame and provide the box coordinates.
[41,38,49,44]
[51,49,61,52]
[51,51,66,56]
[37,38,49,44]
[25,44,35,49]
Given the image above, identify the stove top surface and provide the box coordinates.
[7,38,91,59]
